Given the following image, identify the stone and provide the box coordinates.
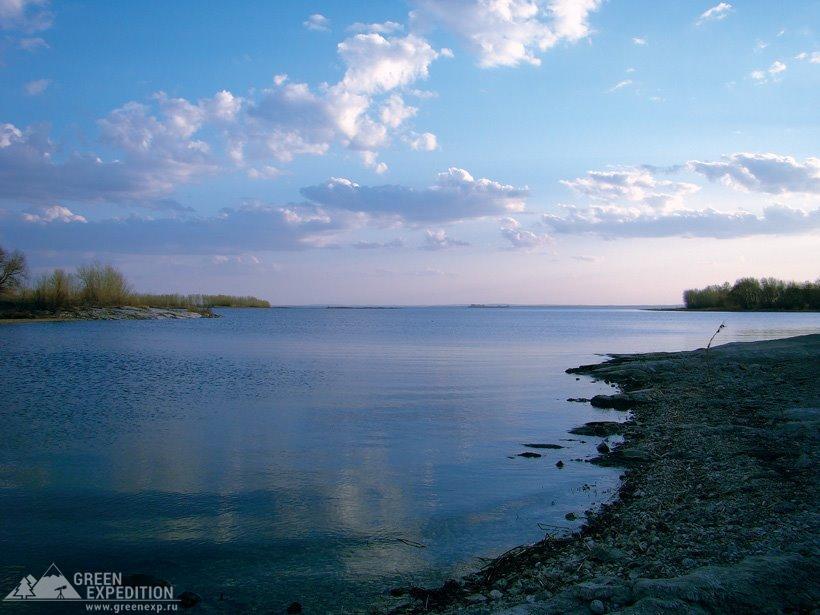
[489,589,504,600]
[597,441,611,454]
[466,593,487,603]
[590,393,635,410]
[518,452,542,458]
[570,422,624,437]
[590,599,606,614]
[178,592,201,609]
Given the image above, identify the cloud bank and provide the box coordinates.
[543,204,820,239]
[300,167,528,224]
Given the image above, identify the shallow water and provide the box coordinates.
[1,307,818,611]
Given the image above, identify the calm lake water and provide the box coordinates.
[2,307,819,612]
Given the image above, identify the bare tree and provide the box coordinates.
[0,246,27,295]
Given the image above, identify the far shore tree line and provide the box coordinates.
[683,277,820,311]
[0,246,270,310]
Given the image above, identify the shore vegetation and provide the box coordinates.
[683,277,820,310]
[0,246,270,312]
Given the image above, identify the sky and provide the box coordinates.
[0,0,818,305]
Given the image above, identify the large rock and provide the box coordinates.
[590,394,637,410]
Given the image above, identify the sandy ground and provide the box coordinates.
[385,334,819,614]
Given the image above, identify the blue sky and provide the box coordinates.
[1,0,818,304]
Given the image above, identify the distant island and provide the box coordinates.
[0,246,270,321]
[681,277,819,311]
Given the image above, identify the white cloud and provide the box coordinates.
[543,204,820,239]
[696,2,732,26]
[337,32,441,94]
[500,217,551,250]
[2,23,449,206]
[246,165,282,180]
[0,91,235,207]
[412,0,602,68]
[23,77,50,95]
[300,167,528,224]
[422,228,469,250]
[688,153,820,195]
[405,131,438,151]
[749,60,787,83]
[233,31,446,170]
[303,13,330,32]
[379,94,417,128]
[0,122,22,147]
[795,51,820,64]
[22,205,86,223]
[769,60,786,74]
[0,0,52,32]
[561,167,700,209]
[348,21,404,34]
[607,79,633,92]
[19,36,47,50]
[632,36,647,45]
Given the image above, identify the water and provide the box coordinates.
[1,307,818,611]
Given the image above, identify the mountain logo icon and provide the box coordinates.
[4,564,81,601]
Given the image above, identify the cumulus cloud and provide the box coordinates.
[412,0,602,68]
[696,2,732,26]
[632,36,647,45]
[543,204,820,239]
[0,122,209,206]
[21,205,86,223]
[422,228,469,250]
[23,78,50,95]
[337,32,441,94]
[500,217,551,250]
[687,153,820,195]
[4,203,346,254]
[300,167,528,224]
[561,167,700,209]
[404,131,438,151]
[0,91,241,207]
[3,24,449,208]
[303,13,330,32]
[231,31,446,172]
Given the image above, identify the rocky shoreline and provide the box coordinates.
[385,334,819,614]
[0,305,218,322]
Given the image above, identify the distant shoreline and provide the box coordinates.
[0,305,218,323]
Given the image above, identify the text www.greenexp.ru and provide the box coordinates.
[84,603,178,613]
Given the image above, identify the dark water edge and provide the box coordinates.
[400,334,820,613]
